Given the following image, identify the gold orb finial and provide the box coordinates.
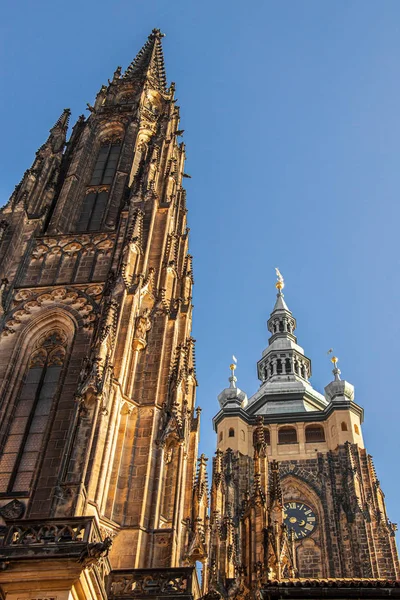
[230,355,237,372]
[275,267,284,291]
[327,349,338,367]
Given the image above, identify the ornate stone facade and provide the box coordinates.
[0,29,206,600]
[209,279,400,598]
[0,27,398,600]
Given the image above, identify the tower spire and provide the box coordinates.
[50,107,71,133]
[229,355,237,389]
[327,349,341,381]
[269,268,295,339]
[256,270,314,387]
[217,356,248,409]
[124,28,167,92]
[45,108,71,153]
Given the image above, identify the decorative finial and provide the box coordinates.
[229,355,237,388]
[151,28,165,38]
[113,66,122,81]
[275,267,284,292]
[327,349,341,381]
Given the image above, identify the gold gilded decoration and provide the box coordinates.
[275,267,284,291]
[327,348,338,367]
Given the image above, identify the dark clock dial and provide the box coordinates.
[283,502,317,539]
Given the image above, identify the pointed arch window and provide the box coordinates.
[0,329,67,493]
[77,141,121,232]
[160,440,178,525]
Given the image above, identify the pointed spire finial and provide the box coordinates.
[124,28,167,91]
[269,460,283,508]
[275,267,284,293]
[151,28,165,38]
[229,355,237,389]
[327,349,341,381]
[51,108,71,132]
[113,66,122,82]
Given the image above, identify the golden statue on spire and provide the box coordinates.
[275,267,284,291]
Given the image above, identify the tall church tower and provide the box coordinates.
[0,30,208,600]
[209,272,399,598]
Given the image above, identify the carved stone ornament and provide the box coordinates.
[0,499,25,521]
[78,536,112,567]
[133,308,152,351]
[3,286,98,336]
[109,570,190,597]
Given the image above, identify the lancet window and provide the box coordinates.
[0,329,67,493]
[160,441,178,524]
[77,141,121,231]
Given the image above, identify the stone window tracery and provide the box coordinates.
[77,141,121,232]
[0,329,68,493]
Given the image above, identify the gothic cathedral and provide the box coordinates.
[0,28,398,600]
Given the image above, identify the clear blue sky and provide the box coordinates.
[1,1,400,526]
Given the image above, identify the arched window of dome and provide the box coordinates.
[305,424,325,443]
[354,424,360,435]
[228,428,235,438]
[341,421,348,432]
[278,426,297,444]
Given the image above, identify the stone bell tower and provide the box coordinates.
[0,29,207,600]
[208,271,399,599]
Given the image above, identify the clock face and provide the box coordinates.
[283,502,317,539]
